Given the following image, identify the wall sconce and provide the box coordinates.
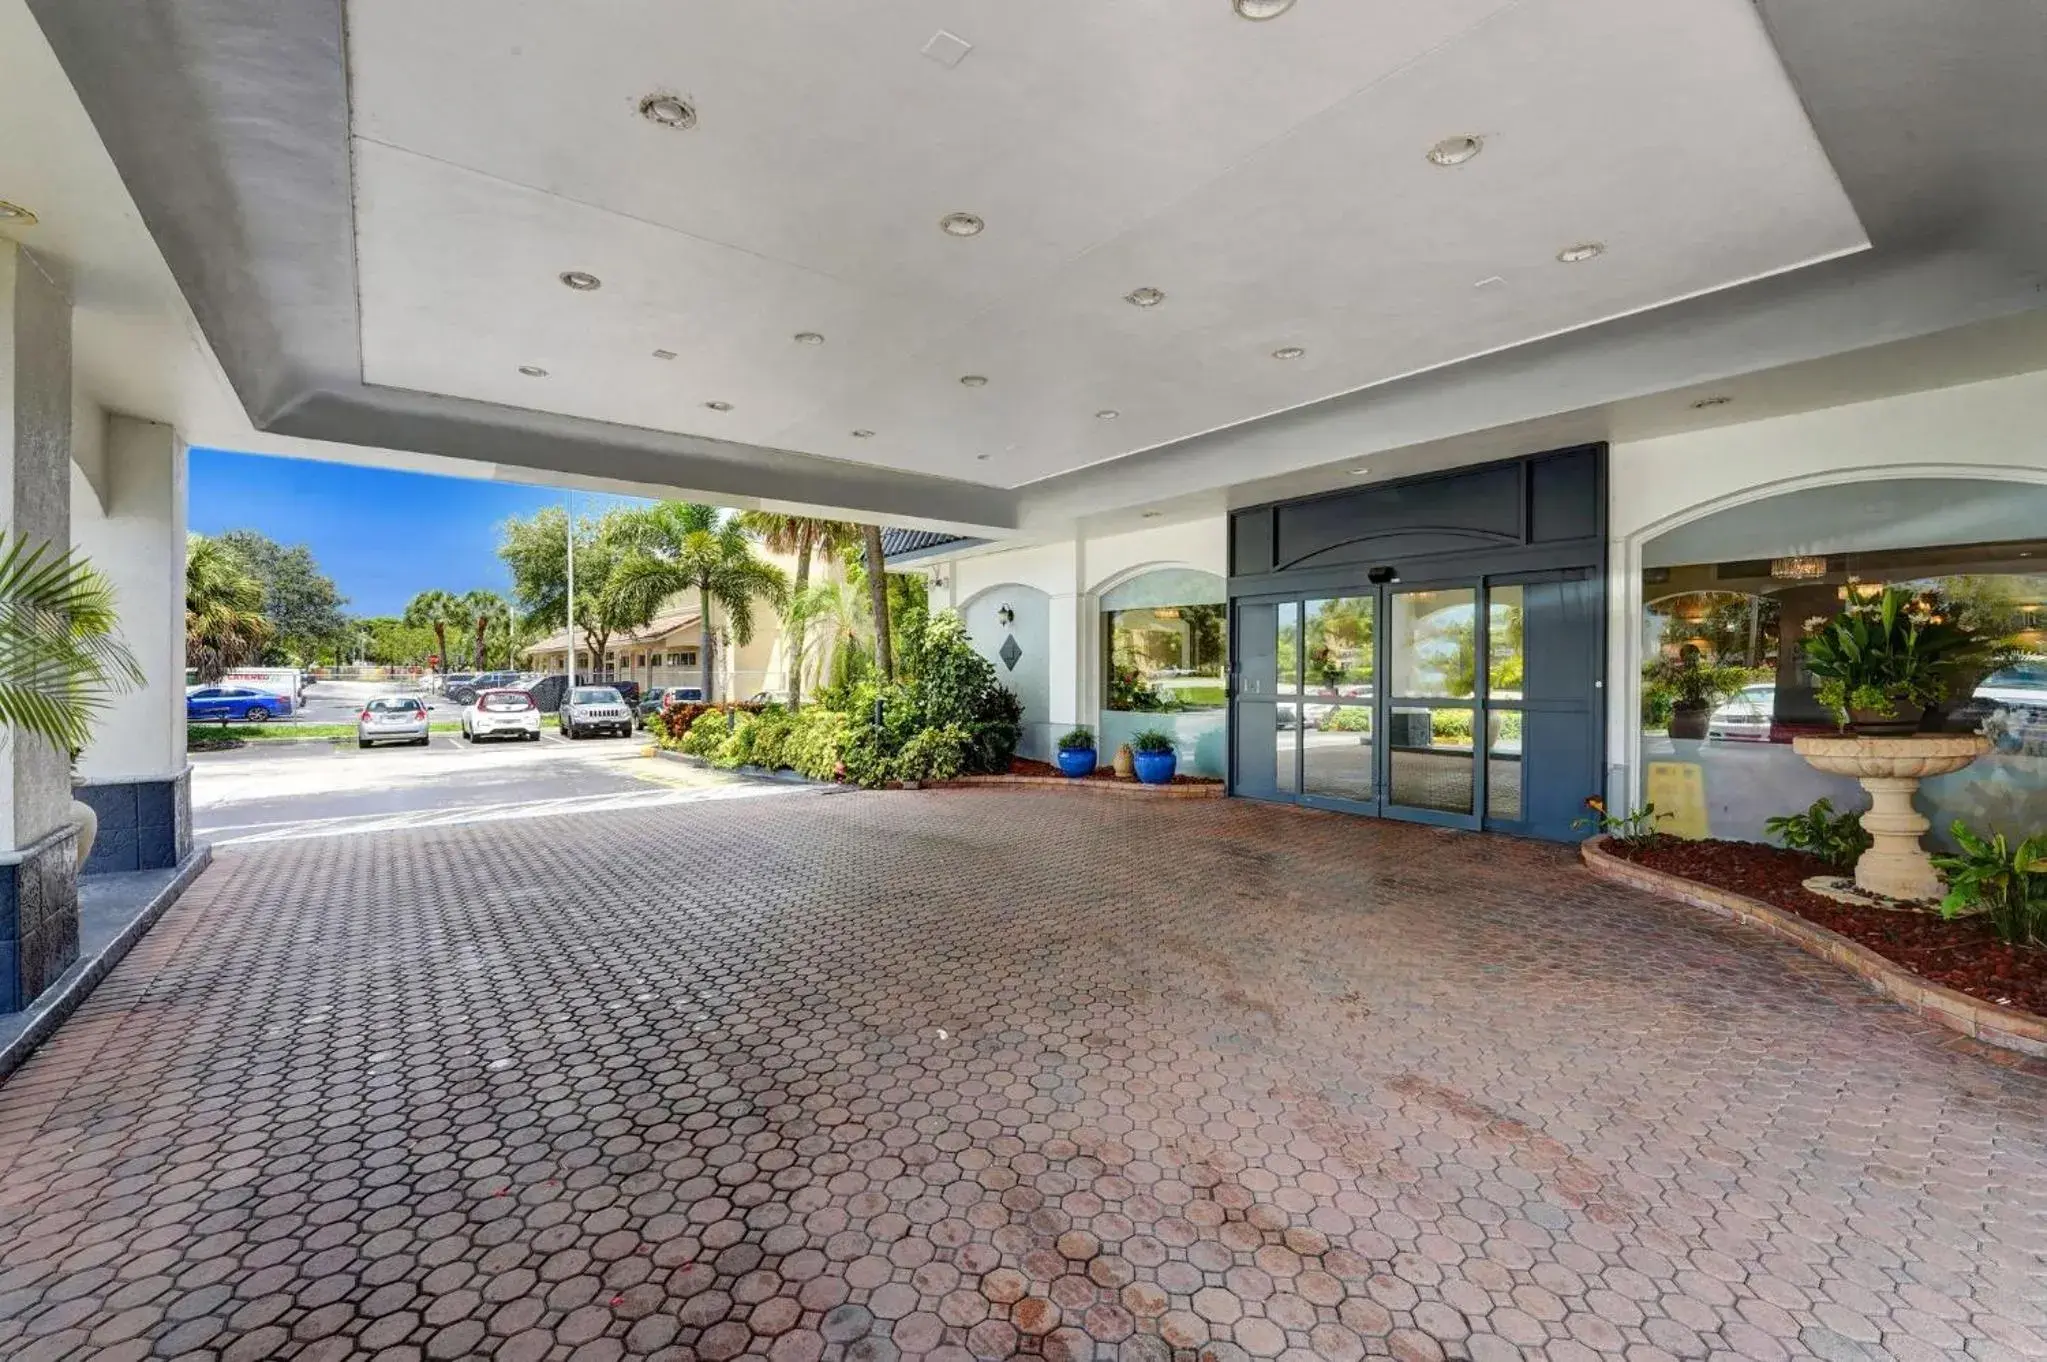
[996,605,1015,627]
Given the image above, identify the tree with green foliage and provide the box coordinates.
[0,535,144,753]
[217,529,350,664]
[402,589,468,675]
[461,589,512,671]
[609,503,788,701]
[498,506,655,680]
[185,533,271,682]
[734,512,857,710]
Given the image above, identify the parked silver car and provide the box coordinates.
[357,695,431,748]
[462,688,542,742]
[561,686,634,739]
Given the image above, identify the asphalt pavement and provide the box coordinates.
[192,725,803,846]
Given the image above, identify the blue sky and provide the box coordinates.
[189,449,647,617]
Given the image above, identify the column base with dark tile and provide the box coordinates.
[0,824,80,1013]
[73,769,192,876]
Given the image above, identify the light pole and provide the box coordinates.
[564,489,577,691]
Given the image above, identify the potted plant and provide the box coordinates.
[1645,645,1746,740]
[1130,728,1177,785]
[1,536,144,867]
[1801,585,1980,734]
[1055,726,1097,778]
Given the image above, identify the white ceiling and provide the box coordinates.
[363,0,1857,488]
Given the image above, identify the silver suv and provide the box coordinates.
[561,686,633,739]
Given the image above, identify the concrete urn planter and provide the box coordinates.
[1790,733,1990,901]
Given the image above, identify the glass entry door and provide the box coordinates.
[1233,578,1555,833]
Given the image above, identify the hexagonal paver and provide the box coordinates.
[0,790,2040,1362]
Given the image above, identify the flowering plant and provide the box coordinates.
[1574,796,1671,846]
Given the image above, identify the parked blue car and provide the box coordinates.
[186,685,293,723]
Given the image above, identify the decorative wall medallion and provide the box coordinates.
[998,635,1022,672]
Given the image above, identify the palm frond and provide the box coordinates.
[0,536,145,752]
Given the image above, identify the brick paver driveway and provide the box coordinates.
[2,792,2043,1362]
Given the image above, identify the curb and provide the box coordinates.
[932,774,1224,798]
[1582,836,2047,1059]
[647,748,845,791]
[0,843,215,1084]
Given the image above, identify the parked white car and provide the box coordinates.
[561,686,634,739]
[461,688,541,742]
[1706,682,1776,741]
[357,695,430,749]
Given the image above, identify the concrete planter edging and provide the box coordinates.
[933,774,1224,799]
[1582,836,2047,1058]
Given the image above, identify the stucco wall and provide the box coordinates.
[962,587,1051,761]
[927,518,1231,776]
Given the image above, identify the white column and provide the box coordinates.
[73,416,187,785]
[0,241,73,853]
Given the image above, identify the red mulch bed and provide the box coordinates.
[1007,756,1221,787]
[1604,837,2046,1017]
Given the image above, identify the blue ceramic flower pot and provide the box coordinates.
[1132,748,1177,785]
[1055,747,1097,778]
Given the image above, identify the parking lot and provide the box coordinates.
[193,695,807,846]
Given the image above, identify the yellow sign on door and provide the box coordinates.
[1644,761,1710,840]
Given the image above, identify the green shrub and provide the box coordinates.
[1057,726,1094,751]
[896,724,971,782]
[1321,707,1371,732]
[1933,822,2046,944]
[679,709,731,757]
[1765,798,1871,870]
[784,707,852,781]
[1431,709,1474,742]
[710,711,760,768]
[743,707,795,770]
[1130,728,1174,755]
[840,722,897,789]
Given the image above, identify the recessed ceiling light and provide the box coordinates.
[1425,135,1483,167]
[703,400,733,412]
[975,453,990,461]
[1556,242,1604,264]
[1473,275,1506,289]
[517,365,548,378]
[651,349,676,361]
[559,270,603,291]
[638,94,697,130]
[959,374,989,387]
[1096,409,1121,420]
[1233,0,1296,18]
[851,429,875,439]
[1124,287,1165,308]
[1690,396,1732,409]
[1348,466,1370,476]
[793,332,825,346]
[0,201,36,225]
[1141,510,1164,518]
[939,212,985,237]
[1272,346,1305,360]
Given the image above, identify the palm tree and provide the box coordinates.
[185,532,271,683]
[788,578,872,696]
[611,503,788,701]
[861,525,893,682]
[1,534,145,753]
[734,512,857,709]
[462,589,509,671]
[403,589,467,676]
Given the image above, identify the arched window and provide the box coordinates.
[1100,568,1226,713]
